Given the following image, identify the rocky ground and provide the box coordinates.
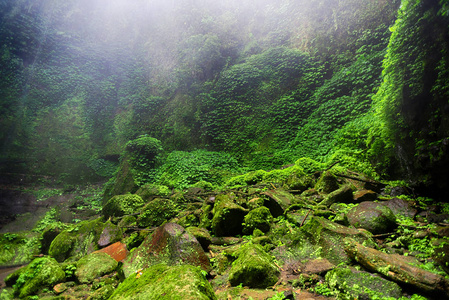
[1,164,449,299]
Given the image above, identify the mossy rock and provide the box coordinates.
[285,209,313,227]
[41,223,71,255]
[262,189,296,217]
[315,171,339,194]
[122,223,211,278]
[102,194,145,218]
[135,184,171,201]
[319,184,353,207]
[103,158,139,202]
[199,204,213,229]
[285,174,314,192]
[48,231,77,262]
[292,216,375,265]
[347,201,397,234]
[0,232,41,267]
[242,206,273,234]
[49,218,108,262]
[228,243,280,288]
[8,257,65,298]
[109,263,216,300]
[98,221,123,247]
[186,227,212,251]
[75,252,118,283]
[326,266,402,299]
[136,197,178,228]
[211,195,247,236]
[86,284,116,300]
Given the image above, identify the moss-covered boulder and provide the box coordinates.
[109,263,216,300]
[383,197,417,218]
[228,243,280,288]
[0,232,41,267]
[122,223,211,277]
[347,201,397,234]
[285,174,314,192]
[319,185,353,207]
[40,223,71,256]
[48,218,109,262]
[186,227,212,251]
[261,189,296,217]
[136,197,178,228]
[211,195,247,236]
[326,266,402,299]
[285,208,314,227]
[102,159,139,202]
[135,183,171,201]
[75,252,118,283]
[315,171,339,194]
[242,206,273,234]
[7,257,65,298]
[291,216,375,265]
[102,194,145,218]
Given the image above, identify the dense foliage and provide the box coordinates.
[0,0,448,197]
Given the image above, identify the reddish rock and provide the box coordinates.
[302,258,335,274]
[353,190,377,202]
[121,223,211,277]
[94,241,128,262]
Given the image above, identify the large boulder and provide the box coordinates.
[122,223,211,278]
[6,257,65,298]
[261,189,296,217]
[136,197,178,228]
[326,266,402,299]
[383,198,417,218]
[49,218,118,262]
[291,216,375,265]
[109,264,216,300]
[347,201,397,234]
[242,206,273,234]
[97,221,123,247]
[228,243,280,288]
[315,171,339,194]
[211,195,247,236]
[75,252,118,283]
[319,185,353,207]
[102,194,145,218]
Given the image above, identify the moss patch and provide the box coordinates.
[75,252,118,283]
[109,264,216,300]
[228,243,280,288]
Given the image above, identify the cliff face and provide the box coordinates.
[368,0,449,197]
[3,0,449,195]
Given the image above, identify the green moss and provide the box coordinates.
[211,195,247,236]
[75,252,118,283]
[135,184,171,201]
[242,206,273,234]
[0,232,41,267]
[49,218,108,262]
[109,264,216,300]
[137,197,179,228]
[48,231,76,262]
[9,257,65,298]
[315,171,339,194]
[325,266,402,299]
[228,243,280,288]
[102,194,145,218]
[293,216,375,265]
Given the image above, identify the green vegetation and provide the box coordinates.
[1,0,449,299]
